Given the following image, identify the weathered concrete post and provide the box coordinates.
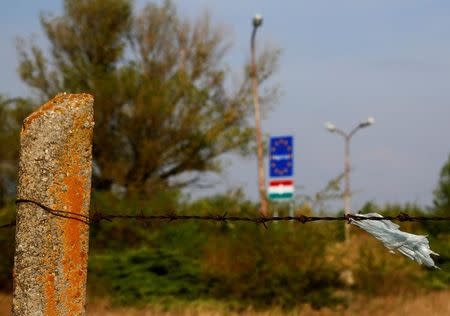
[13,93,94,316]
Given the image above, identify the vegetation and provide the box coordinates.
[0,0,449,312]
[83,190,450,310]
[0,96,30,208]
[3,190,450,309]
[434,154,450,214]
[16,0,279,197]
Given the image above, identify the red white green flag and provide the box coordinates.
[268,179,294,200]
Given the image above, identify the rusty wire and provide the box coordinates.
[0,198,450,230]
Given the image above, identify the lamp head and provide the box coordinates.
[359,116,375,128]
[325,122,336,132]
[253,14,263,28]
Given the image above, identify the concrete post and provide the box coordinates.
[12,93,94,316]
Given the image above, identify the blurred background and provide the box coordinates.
[1,1,450,315]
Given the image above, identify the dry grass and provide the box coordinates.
[1,291,450,315]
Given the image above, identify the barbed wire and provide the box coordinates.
[1,198,450,230]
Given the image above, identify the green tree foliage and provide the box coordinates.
[424,154,450,273]
[296,172,344,214]
[0,96,31,206]
[0,95,30,290]
[17,0,279,197]
[422,154,450,237]
[0,203,16,292]
[434,154,450,214]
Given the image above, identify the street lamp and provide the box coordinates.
[251,14,268,216]
[325,117,375,241]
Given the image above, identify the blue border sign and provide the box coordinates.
[269,136,293,178]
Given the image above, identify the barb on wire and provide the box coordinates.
[1,198,450,230]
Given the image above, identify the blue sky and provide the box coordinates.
[2,0,450,211]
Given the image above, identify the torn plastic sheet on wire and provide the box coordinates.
[350,213,439,268]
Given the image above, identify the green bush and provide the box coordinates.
[0,203,16,292]
[89,247,208,305]
[87,194,345,309]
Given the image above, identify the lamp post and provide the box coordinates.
[325,117,375,241]
[251,14,268,216]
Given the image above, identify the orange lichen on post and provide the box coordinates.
[13,93,94,316]
[44,274,57,316]
[58,110,92,315]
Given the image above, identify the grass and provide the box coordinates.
[2,291,450,315]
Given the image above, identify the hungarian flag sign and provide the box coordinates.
[268,179,294,200]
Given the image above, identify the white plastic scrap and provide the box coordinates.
[349,213,439,268]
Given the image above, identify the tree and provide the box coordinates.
[17,0,279,196]
[296,172,344,214]
[434,154,450,214]
[0,96,31,206]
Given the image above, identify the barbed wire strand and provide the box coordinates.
[1,198,450,230]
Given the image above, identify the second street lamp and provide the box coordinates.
[251,14,268,216]
[325,117,375,241]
